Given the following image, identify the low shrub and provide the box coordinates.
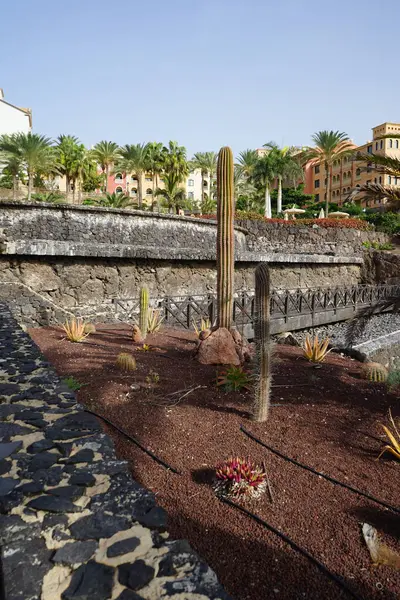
[216,365,252,392]
[199,213,371,230]
[62,376,85,391]
[214,457,268,499]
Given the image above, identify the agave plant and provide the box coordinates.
[192,317,211,337]
[216,365,252,392]
[147,308,164,334]
[62,318,89,342]
[302,335,331,363]
[378,409,400,461]
[214,457,267,500]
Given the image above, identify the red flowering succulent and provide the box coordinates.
[214,457,267,500]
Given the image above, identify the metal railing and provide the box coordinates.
[113,284,400,331]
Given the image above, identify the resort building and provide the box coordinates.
[303,122,400,207]
[0,88,32,136]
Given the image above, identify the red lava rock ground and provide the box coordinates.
[29,324,400,600]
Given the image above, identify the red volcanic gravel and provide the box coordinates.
[29,324,400,600]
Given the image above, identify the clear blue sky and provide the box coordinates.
[1,0,398,156]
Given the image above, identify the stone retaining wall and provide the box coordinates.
[0,304,230,600]
[235,218,389,256]
[0,257,362,326]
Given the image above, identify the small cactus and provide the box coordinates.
[213,457,267,500]
[139,286,149,338]
[361,362,388,383]
[116,352,137,371]
[216,147,235,330]
[83,323,96,334]
[252,263,272,422]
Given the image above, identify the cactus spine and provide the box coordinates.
[216,146,235,330]
[253,263,272,422]
[139,286,149,338]
[116,353,136,371]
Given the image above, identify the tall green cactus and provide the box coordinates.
[216,146,235,330]
[139,286,149,337]
[253,263,272,422]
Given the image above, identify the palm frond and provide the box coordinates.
[355,152,400,177]
[356,182,400,207]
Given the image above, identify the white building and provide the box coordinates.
[0,88,32,136]
[185,168,207,205]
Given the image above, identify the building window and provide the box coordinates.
[356,168,361,177]
[380,140,383,149]
[130,188,137,196]
[374,177,377,183]
[396,140,399,149]
[388,176,392,184]
[145,177,152,182]
[367,162,372,173]
[390,139,393,148]
[379,176,382,184]
[115,173,123,182]
[187,192,194,199]
[146,188,153,195]
[115,187,123,194]
[188,179,194,187]
[367,145,372,154]
[314,179,320,188]
[314,165,320,174]
[375,142,378,150]
[315,193,319,202]
[131,176,138,183]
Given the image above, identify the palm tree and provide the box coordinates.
[161,141,189,183]
[0,138,24,200]
[236,149,259,180]
[264,143,304,214]
[0,133,56,201]
[191,152,209,204]
[95,192,132,208]
[115,143,148,208]
[155,172,186,214]
[305,131,354,216]
[90,141,121,193]
[55,135,82,197]
[234,165,258,210]
[252,152,278,217]
[146,142,163,210]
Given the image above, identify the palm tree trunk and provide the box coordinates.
[105,166,109,193]
[12,175,17,201]
[209,172,212,202]
[264,183,271,218]
[27,172,33,202]
[138,175,143,208]
[325,163,330,216]
[72,179,76,204]
[151,172,155,211]
[277,176,283,214]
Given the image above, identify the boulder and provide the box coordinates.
[197,328,241,366]
[276,332,300,347]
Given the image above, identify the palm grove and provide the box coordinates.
[0,130,398,215]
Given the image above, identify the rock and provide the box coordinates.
[276,332,300,347]
[64,449,94,464]
[115,591,145,600]
[17,481,45,495]
[52,540,98,565]
[28,451,59,472]
[197,327,241,366]
[47,486,84,501]
[0,460,11,475]
[107,536,141,558]
[0,514,41,544]
[118,560,155,591]
[27,495,82,513]
[136,506,167,530]
[62,560,114,600]
[32,467,64,485]
[69,472,96,487]
[0,441,22,459]
[0,478,18,496]
[27,439,55,454]
[132,325,144,344]
[2,536,51,600]
[69,512,131,540]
